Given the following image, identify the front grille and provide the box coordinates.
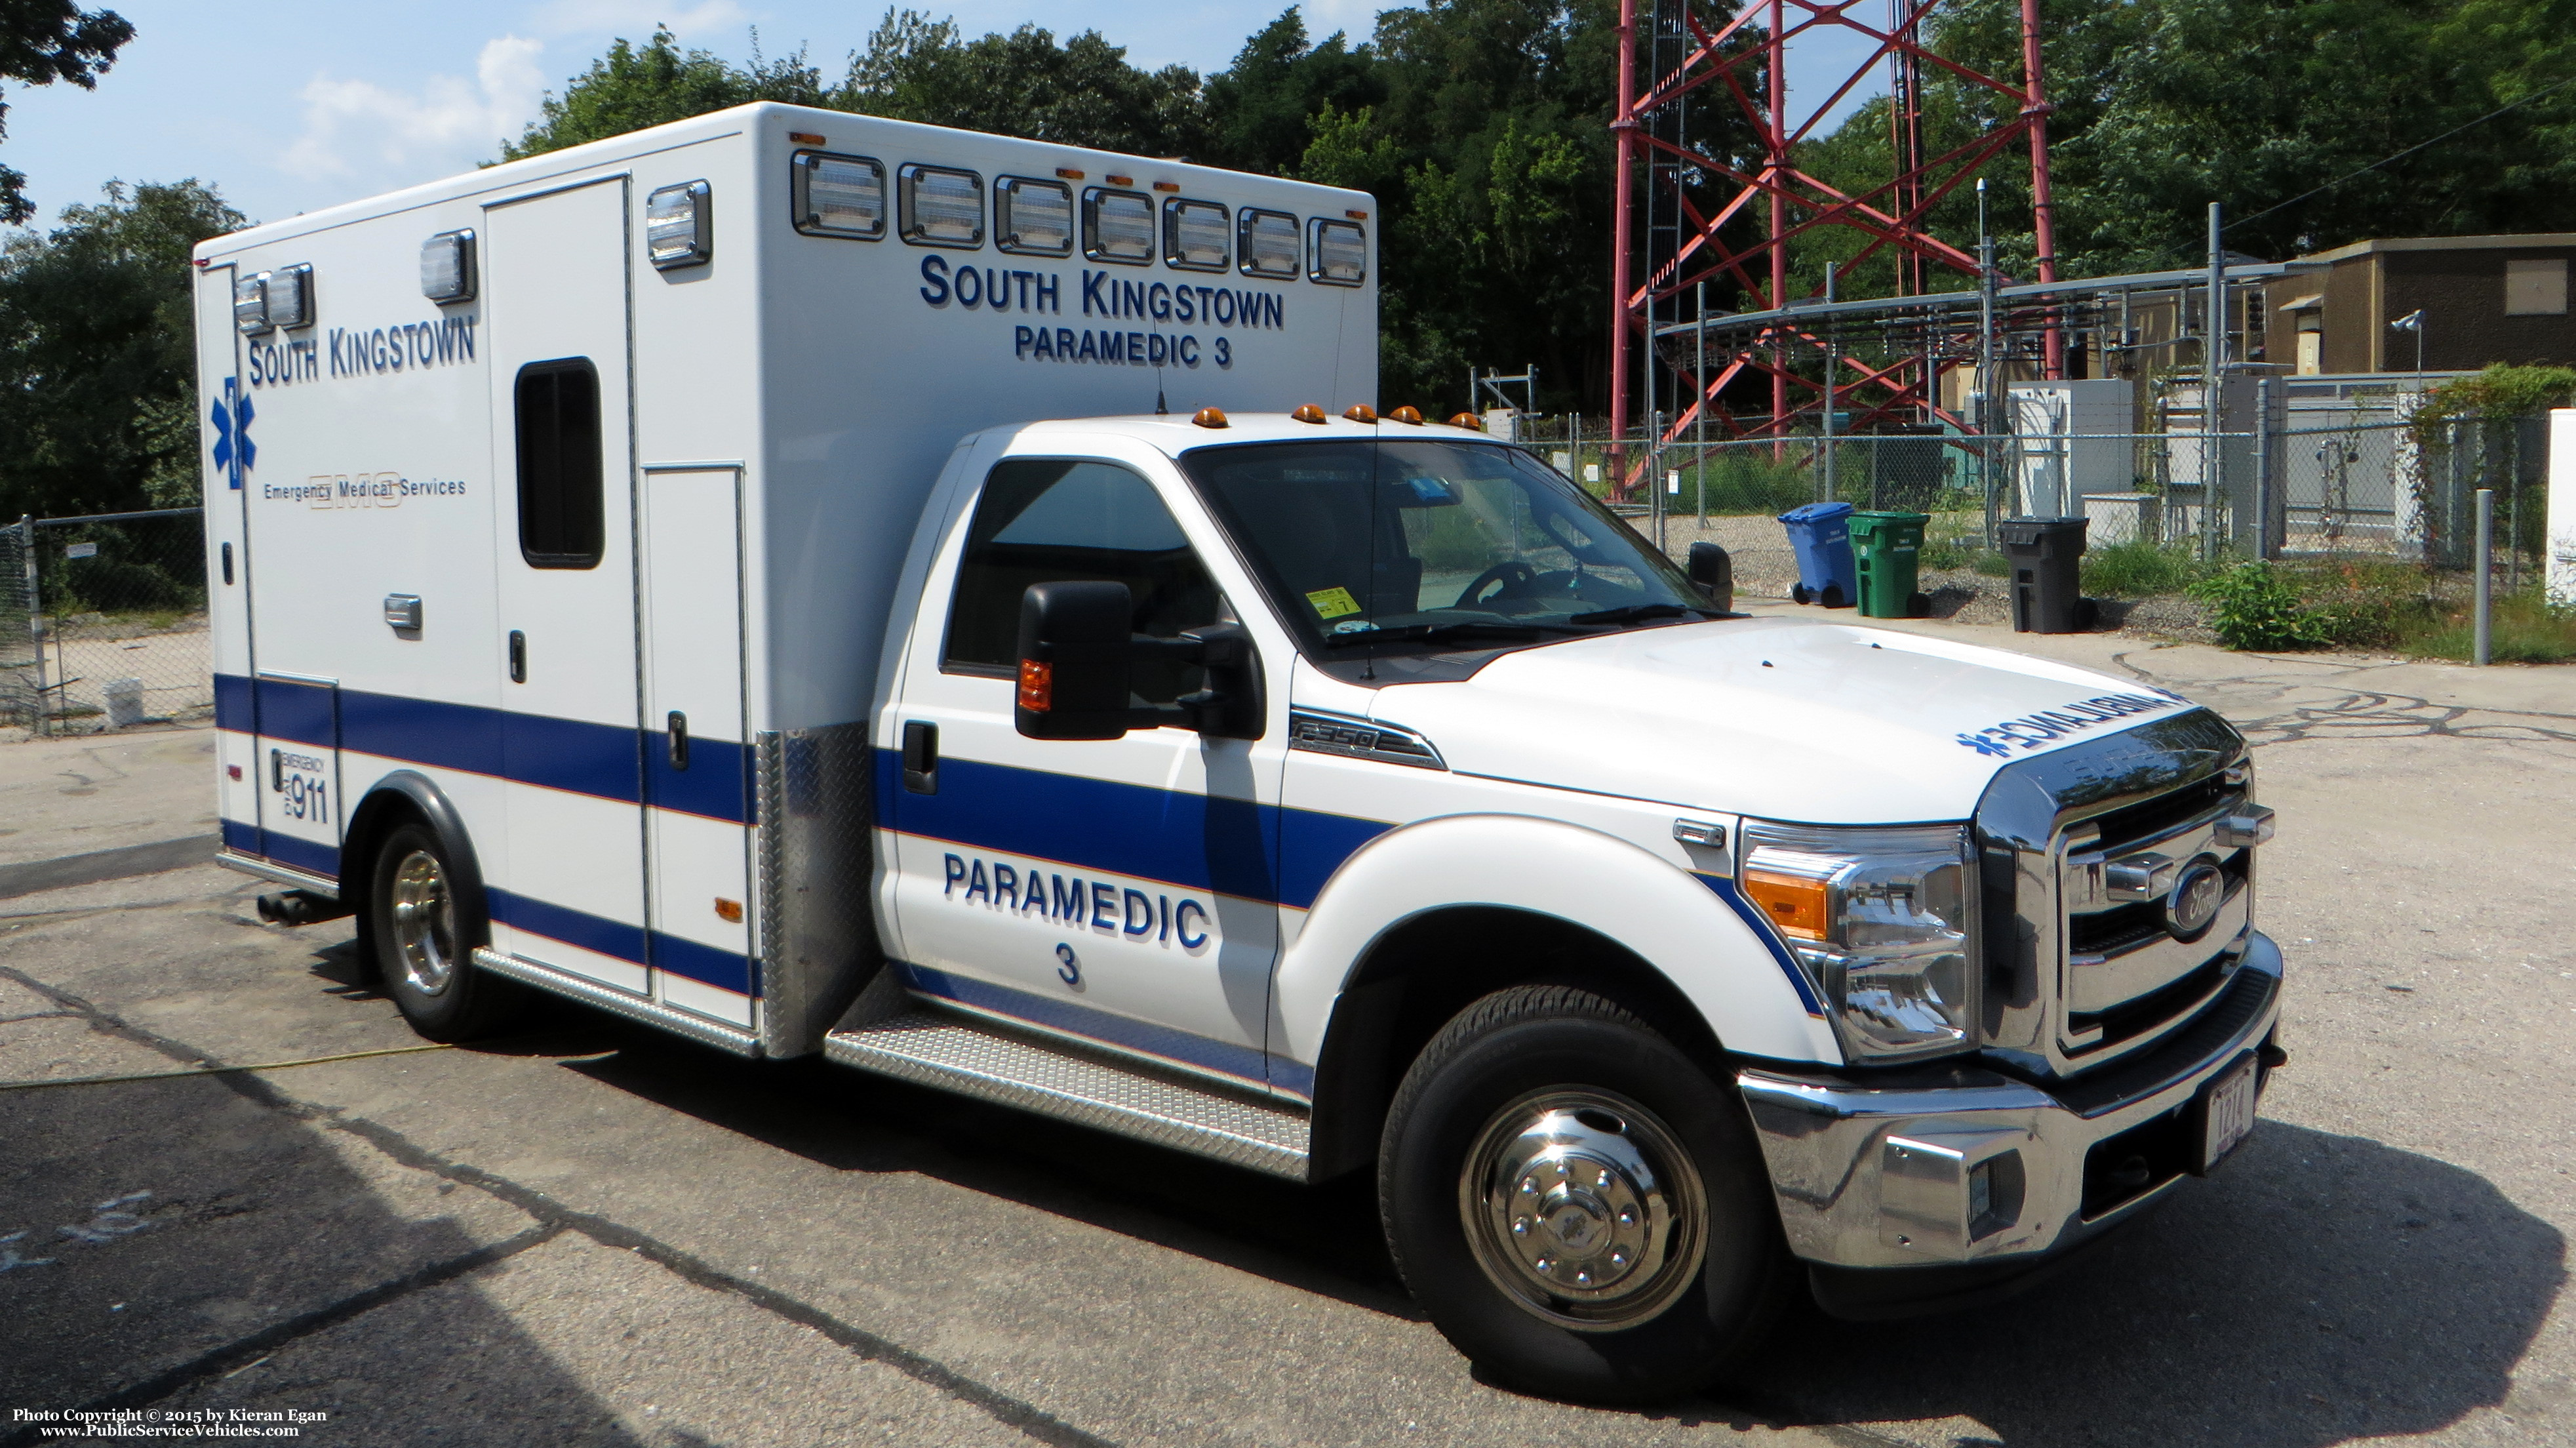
[1972,708,2253,1081]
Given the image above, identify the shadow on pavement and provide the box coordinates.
[557,1026,2560,1445]
[1734,1119,2563,1447]
[0,1055,648,1445]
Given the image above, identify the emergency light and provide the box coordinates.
[995,176,1073,256]
[420,230,476,302]
[1083,188,1154,264]
[264,264,315,329]
[1309,219,1367,286]
[1238,209,1300,279]
[791,152,885,240]
[645,180,713,268]
[1163,199,1230,272]
[233,272,270,334]
[900,165,983,247]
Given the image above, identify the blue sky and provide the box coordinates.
[3,0,1888,231]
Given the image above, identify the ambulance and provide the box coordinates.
[197,102,2284,1401]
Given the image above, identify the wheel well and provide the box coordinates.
[1303,906,1730,1182]
[338,787,424,969]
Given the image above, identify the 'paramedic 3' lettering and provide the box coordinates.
[942,853,1212,952]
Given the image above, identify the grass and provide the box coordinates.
[2394,588,2576,663]
[2080,542,2211,598]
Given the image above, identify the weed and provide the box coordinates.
[2080,542,2208,598]
[2397,589,2576,663]
[2188,563,2335,650]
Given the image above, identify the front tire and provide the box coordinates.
[1378,986,1794,1403]
[370,822,526,1041]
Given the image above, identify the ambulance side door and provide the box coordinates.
[882,445,1288,1093]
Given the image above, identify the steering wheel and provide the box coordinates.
[1456,559,1539,609]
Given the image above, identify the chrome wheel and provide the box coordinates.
[388,849,458,996]
[1459,1088,1707,1333]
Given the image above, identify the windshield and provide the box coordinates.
[1180,439,1711,656]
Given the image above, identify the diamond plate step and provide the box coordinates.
[824,1010,1311,1180]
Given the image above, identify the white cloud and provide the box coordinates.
[282,35,549,182]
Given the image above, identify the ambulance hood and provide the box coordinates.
[1369,617,2202,824]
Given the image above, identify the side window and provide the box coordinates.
[514,359,603,569]
[944,460,1222,704]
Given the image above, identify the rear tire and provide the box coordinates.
[1377,986,1795,1404]
[370,821,526,1041]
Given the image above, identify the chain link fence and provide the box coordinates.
[3,508,212,739]
[1492,411,2548,607]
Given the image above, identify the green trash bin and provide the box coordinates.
[1849,510,1931,618]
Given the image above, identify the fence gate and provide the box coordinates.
[5,506,211,738]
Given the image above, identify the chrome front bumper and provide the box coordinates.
[1738,931,2282,1272]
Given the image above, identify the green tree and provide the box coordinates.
[502,26,825,160]
[0,180,245,517]
[837,9,1208,158]
[1,0,135,224]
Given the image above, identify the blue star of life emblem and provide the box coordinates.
[210,376,254,488]
[1955,732,2013,758]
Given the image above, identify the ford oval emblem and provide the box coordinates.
[2167,862,2225,940]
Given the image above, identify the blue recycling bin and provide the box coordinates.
[1778,500,1858,607]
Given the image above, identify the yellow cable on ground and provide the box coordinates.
[0,1041,456,1091]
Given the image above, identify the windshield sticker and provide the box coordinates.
[1955,690,2189,757]
[1307,586,1362,620]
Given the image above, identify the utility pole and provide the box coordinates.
[2204,201,2225,560]
[1695,279,1709,525]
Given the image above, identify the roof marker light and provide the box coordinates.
[1192,407,1228,428]
[1107,174,1133,186]
[1153,180,1180,192]
[1449,412,1484,430]
[789,131,825,145]
[1056,167,1084,180]
[1345,209,1369,220]
[1390,405,1424,424]
[1343,404,1376,422]
[1292,404,1327,424]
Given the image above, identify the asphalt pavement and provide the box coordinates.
[1,622,2569,1447]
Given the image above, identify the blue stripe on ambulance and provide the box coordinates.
[877,751,1389,911]
[901,961,1278,1090]
[487,888,755,995]
[1693,873,1830,1018]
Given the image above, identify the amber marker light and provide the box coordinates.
[1742,871,1831,941]
[1153,181,1181,192]
[1292,403,1328,424]
[789,131,825,145]
[1345,209,1369,220]
[1389,405,1424,424]
[1017,659,1054,712]
[713,897,744,923]
[1107,174,1134,186]
[1448,412,1484,430]
[1343,403,1377,423]
[1056,167,1085,179]
[1192,406,1229,428]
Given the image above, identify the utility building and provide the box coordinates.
[2264,233,2576,376]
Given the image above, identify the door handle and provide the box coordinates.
[901,720,938,794]
[269,748,283,792]
[507,630,526,683]
[667,711,689,770]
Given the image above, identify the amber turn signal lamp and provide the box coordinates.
[1448,412,1484,430]
[1292,403,1328,424]
[1389,405,1424,424]
[1017,659,1054,712]
[1743,871,1831,940]
[713,897,743,923]
[1192,407,1228,428]
[1343,403,1377,423]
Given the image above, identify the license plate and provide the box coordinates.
[2198,1055,2257,1173]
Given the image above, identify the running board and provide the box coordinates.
[470,947,763,1058]
[823,1009,1311,1180]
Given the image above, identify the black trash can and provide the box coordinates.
[1997,516,2099,634]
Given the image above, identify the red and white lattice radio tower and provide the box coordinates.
[1608,0,2062,481]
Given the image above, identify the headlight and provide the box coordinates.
[1739,822,1976,1062]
